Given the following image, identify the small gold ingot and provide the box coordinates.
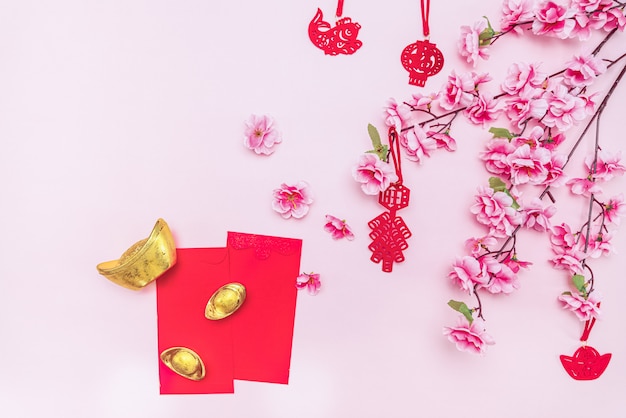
[205,282,246,320]
[96,218,176,290]
[160,347,206,381]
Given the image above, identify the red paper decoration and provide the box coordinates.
[308,1,362,56]
[401,40,444,87]
[560,346,611,381]
[401,0,444,87]
[368,127,412,272]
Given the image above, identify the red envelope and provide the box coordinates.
[156,248,234,394]
[227,232,302,384]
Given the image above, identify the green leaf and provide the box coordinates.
[488,177,507,193]
[447,300,474,325]
[367,123,382,149]
[478,17,497,46]
[572,274,587,294]
[366,145,389,161]
[488,127,514,140]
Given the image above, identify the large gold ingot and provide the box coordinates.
[160,347,206,381]
[205,283,246,320]
[97,218,176,290]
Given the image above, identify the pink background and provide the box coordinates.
[1,0,625,416]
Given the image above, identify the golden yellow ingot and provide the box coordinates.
[205,282,246,320]
[160,347,206,381]
[96,218,177,290]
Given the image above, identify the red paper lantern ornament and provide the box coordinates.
[308,0,362,56]
[401,0,444,87]
[560,314,612,380]
[368,127,412,272]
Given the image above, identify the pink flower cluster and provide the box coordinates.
[272,181,314,219]
[462,0,626,68]
[443,316,495,355]
[244,114,282,155]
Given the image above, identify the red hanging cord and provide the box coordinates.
[421,0,430,37]
[336,0,344,18]
[580,302,600,342]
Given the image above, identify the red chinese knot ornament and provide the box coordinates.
[401,0,444,87]
[368,127,412,272]
[308,0,362,56]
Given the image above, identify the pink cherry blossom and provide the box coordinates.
[464,93,502,126]
[542,84,587,131]
[384,98,412,130]
[465,235,498,255]
[570,10,592,40]
[558,291,602,321]
[520,197,557,232]
[541,131,566,151]
[439,71,476,110]
[500,0,535,32]
[590,6,626,31]
[400,127,437,164]
[244,114,282,155]
[501,62,546,95]
[551,246,585,274]
[449,256,489,294]
[604,194,625,225]
[506,144,551,185]
[542,152,567,187]
[324,215,355,240]
[504,86,548,127]
[574,0,612,13]
[428,131,457,152]
[551,222,578,249]
[566,177,602,196]
[502,253,532,273]
[585,231,613,258]
[352,154,398,195]
[480,138,515,176]
[531,1,576,39]
[443,316,495,355]
[586,150,625,181]
[458,20,490,67]
[296,272,321,295]
[563,53,607,87]
[483,257,520,294]
[470,186,522,237]
[272,181,314,219]
[409,92,439,108]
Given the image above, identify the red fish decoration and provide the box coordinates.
[308,8,362,56]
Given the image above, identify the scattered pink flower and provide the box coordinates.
[449,255,489,294]
[352,154,398,195]
[586,231,613,258]
[563,53,607,87]
[566,177,602,196]
[480,138,515,176]
[296,272,321,295]
[551,222,578,249]
[604,194,625,225]
[439,71,476,110]
[409,91,439,108]
[465,235,498,256]
[244,114,282,155]
[443,316,495,355]
[531,1,576,39]
[324,215,355,240]
[501,62,546,95]
[504,86,548,128]
[543,84,587,131]
[400,127,437,163]
[470,186,522,237]
[506,144,551,185]
[428,131,457,151]
[501,0,535,32]
[483,257,520,294]
[586,150,625,181]
[520,197,557,232]
[502,253,532,273]
[464,93,502,126]
[272,181,313,219]
[550,246,585,274]
[558,291,602,321]
[542,152,568,187]
[384,98,412,130]
[458,20,490,67]
[541,131,566,151]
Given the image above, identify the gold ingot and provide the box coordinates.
[96,218,177,290]
[205,282,246,320]
[160,347,206,381]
